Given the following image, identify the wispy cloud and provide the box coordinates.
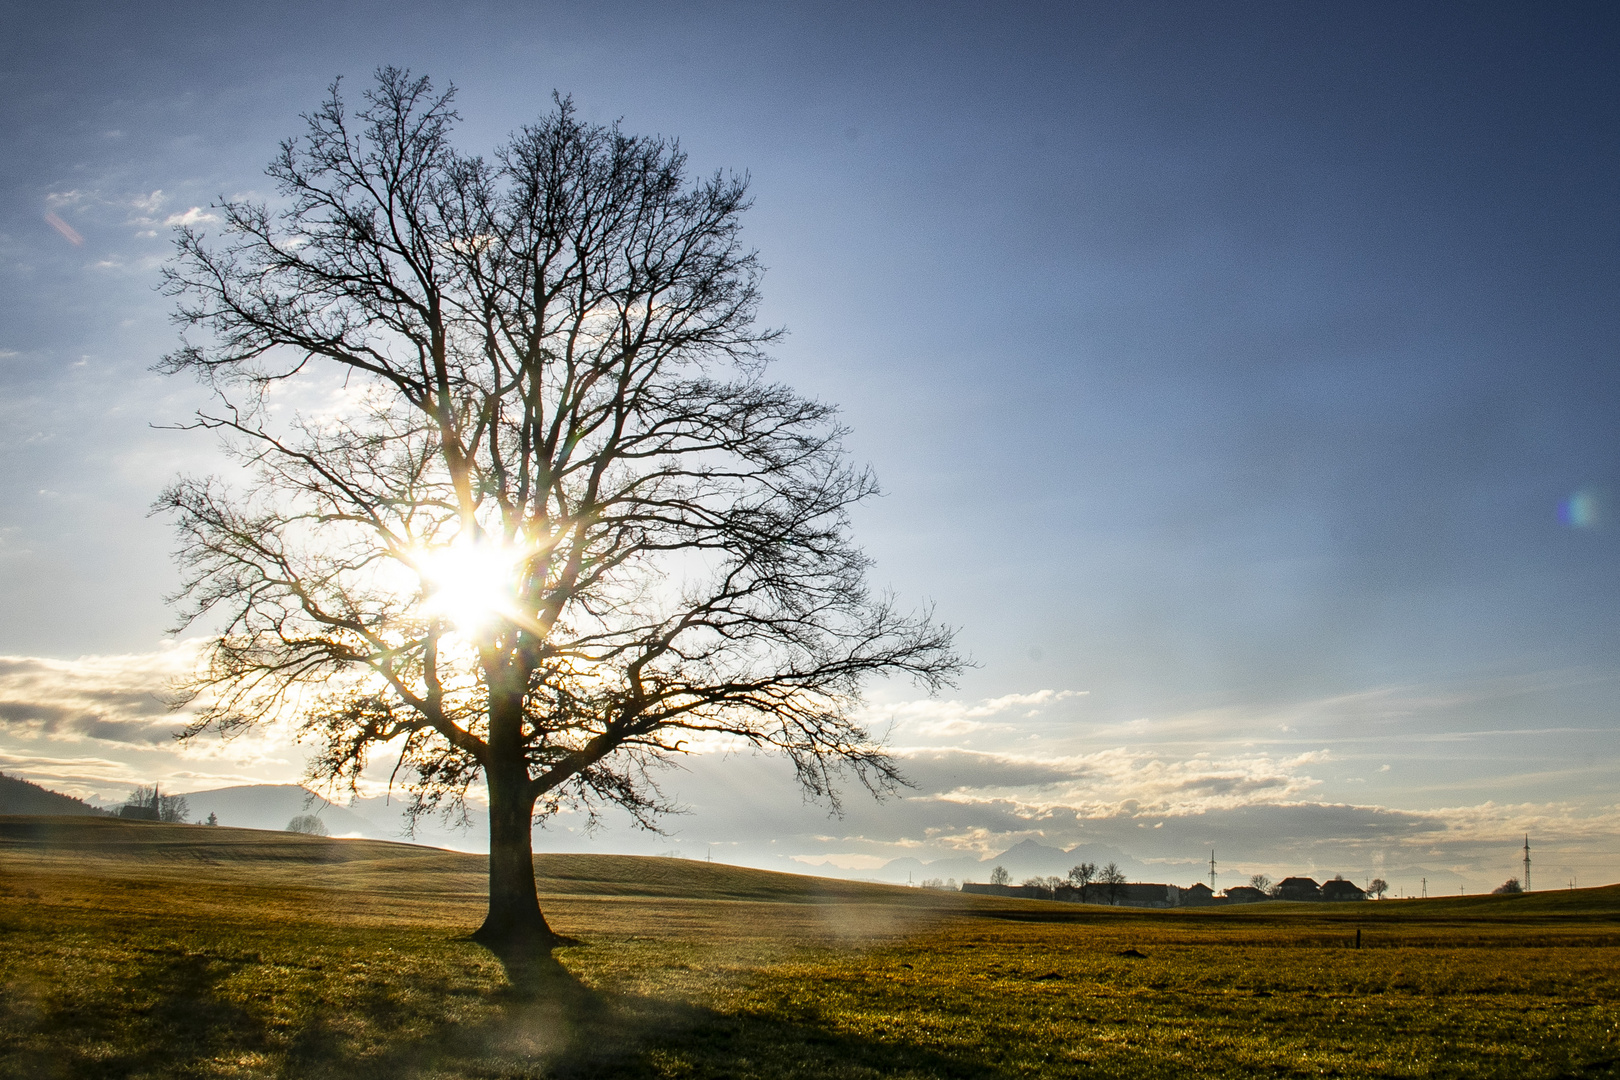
[0,646,204,746]
[162,207,217,227]
[873,688,1087,736]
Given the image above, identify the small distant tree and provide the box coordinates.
[945,878,958,891]
[1102,862,1127,905]
[206,812,219,825]
[286,814,330,836]
[1068,861,1097,902]
[1249,873,1272,893]
[1368,878,1389,899]
[989,865,1011,886]
[1492,877,1522,895]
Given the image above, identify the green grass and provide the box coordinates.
[3,817,1618,1078]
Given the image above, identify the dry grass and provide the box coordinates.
[2,817,1618,1078]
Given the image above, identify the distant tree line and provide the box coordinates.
[1067,861,1128,904]
[120,785,190,823]
[967,865,1406,905]
[0,773,110,817]
[974,861,1130,903]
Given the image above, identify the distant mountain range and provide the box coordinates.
[181,784,384,835]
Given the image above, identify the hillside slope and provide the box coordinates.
[0,816,1000,911]
[0,773,108,817]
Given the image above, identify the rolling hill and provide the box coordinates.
[0,772,108,817]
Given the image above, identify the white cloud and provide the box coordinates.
[163,207,218,227]
[873,688,1086,736]
[0,644,206,746]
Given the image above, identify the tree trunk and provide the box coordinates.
[473,762,557,950]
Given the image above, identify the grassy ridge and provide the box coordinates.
[3,817,1618,1078]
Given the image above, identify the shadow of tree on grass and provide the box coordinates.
[413,939,1004,1080]
[3,946,269,1080]
[2,933,1003,1080]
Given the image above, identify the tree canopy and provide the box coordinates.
[158,68,959,947]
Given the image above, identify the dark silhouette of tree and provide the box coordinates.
[1101,862,1127,905]
[157,69,960,952]
[1249,873,1272,894]
[285,814,330,836]
[1368,877,1389,899]
[1492,877,1523,895]
[989,865,1011,886]
[206,812,219,826]
[1068,861,1097,902]
[122,784,190,823]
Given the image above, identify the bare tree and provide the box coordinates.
[1249,873,1272,894]
[989,865,1011,886]
[1068,861,1097,902]
[286,814,330,836]
[1101,862,1127,905]
[122,784,191,823]
[1367,877,1389,900]
[157,69,960,951]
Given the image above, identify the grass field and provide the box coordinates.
[2,817,1617,1078]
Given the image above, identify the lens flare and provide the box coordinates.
[1560,490,1600,529]
[415,540,525,632]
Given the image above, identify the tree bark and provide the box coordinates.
[473,761,556,950]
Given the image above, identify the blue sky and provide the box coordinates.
[2,1,1618,893]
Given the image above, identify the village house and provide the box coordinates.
[1222,885,1268,903]
[1115,883,1179,908]
[1320,877,1367,901]
[1178,881,1217,906]
[1276,876,1322,901]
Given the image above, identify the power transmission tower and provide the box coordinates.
[1421,876,1427,898]
[1522,834,1531,893]
[1209,849,1217,892]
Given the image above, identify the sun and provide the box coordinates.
[414,539,527,633]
